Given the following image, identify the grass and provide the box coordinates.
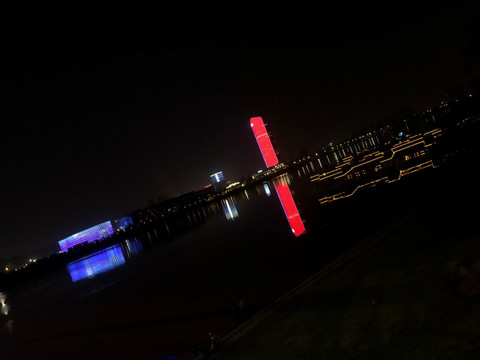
[214,187,480,359]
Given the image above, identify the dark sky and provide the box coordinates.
[2,4,480,259]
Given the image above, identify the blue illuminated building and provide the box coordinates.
[58,221,114,252]
[210,171,225,184]
[113,216,134,231]
[210,171,226,191]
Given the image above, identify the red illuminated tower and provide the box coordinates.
[250,116,306,237]
[250,116,279,168]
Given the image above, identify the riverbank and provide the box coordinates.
[213,152,480,359]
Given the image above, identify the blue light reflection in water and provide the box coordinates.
[263,182,271,196]
[67,245,126,282]
[222,198,239,220]
[123,238,143,257]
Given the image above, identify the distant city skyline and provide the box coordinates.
[2,4,480,258]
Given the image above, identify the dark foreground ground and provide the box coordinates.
[213,155,480,359]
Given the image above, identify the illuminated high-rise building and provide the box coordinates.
[210,171,226,191]
[250,116,305,237]
[210,171,224,184]
[250,116,279,168]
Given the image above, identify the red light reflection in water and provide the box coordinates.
[273,178,306,237]
[250,116,279,168]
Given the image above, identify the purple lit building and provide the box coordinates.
[58,221,114,252]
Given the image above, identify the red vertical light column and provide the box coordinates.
[250,116,279,168]
[274,180,306,237]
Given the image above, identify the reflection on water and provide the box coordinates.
[273,176,306,237]
[311,129,444,204]
[297,161,319,179]
[0,292,12,333]
[2,167,314,354]
[67,245,126,282]
[66,238,143,283]
[122,237,143,257]
[222,198,239,220]
[0,292,9,316]
[64,174,308,286]
[263,182,271,196]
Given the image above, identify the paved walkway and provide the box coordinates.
[215,203,423,354]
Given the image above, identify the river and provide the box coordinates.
[0,154,442,359]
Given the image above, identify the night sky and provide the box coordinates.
[2,4,480,259]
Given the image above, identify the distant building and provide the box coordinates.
[210,171,224,184]
[58,221,114,252]
[210,171,226,191]
[112,216,134,232]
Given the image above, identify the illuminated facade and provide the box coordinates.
[250,116,279,168]
[273,178,306,237]
[113,216,134,231]
[211,171,226,191]
[58,221,114,252]
[210,171,225,184]
[249,116,305,236]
